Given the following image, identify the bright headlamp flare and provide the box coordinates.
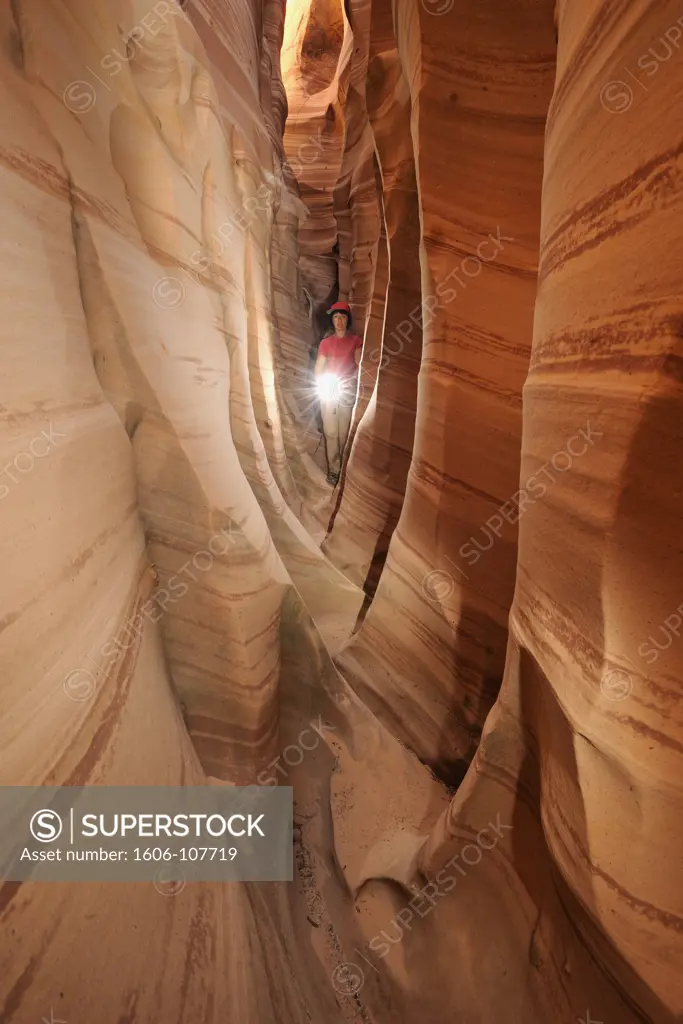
[316,372,340,401]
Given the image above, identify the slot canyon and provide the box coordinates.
[1,0,682,1020]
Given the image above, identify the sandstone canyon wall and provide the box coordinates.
[336,0,558,780]
[285,0,683,1020]
[1,0,682,1023]
[0,1,391,1019]
[321,0,424,596]
[415,0,683,1014]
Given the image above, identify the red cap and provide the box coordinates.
[327,300,352,325]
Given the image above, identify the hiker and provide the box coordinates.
[314,301,362,485]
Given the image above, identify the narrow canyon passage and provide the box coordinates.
[0,1,681,1023]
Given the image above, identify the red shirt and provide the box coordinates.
[318,332,362,378]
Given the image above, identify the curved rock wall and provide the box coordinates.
[288,0,683,1018]
[0,2,378,1020]
[411,0,683,1017]
[281,0,350,320]
[322,0,423,594]
[502,0,683,1011]
[348,1,682,1022]
[336,0,557,778]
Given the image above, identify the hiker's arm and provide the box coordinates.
[315,339,329,378]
